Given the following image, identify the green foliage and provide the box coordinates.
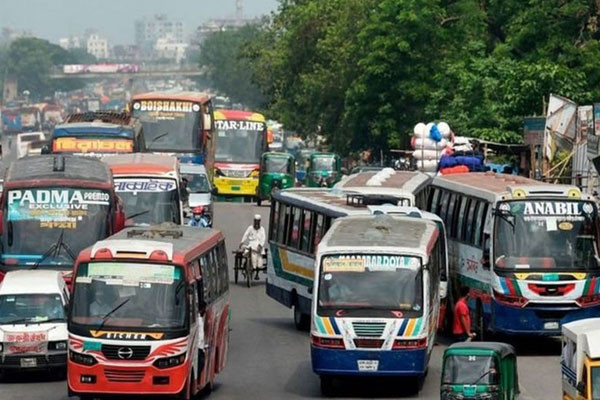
[213,0,600,153]
[199,24,267,109]
[2,37,89,100]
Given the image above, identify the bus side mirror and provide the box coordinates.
[0,210,3,234]
[41,144,51,155]
[482,236,491,270]
[308,286,313,294]
[211,187,218,196]
[577,381,586,395]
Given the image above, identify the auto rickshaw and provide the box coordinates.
[294,148,316,184]
[305,152,341,188]
[441,342,519,400]
[257,152,295,206]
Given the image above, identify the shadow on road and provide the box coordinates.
[0,370,65,384]
[249,316,304,335]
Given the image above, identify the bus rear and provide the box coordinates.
[68,226,230,399]
[213,110,267,198]
[311,215,442,394]
[0,155,124,282]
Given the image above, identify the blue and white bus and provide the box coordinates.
[266,170,433,330]
[427,172,600,336]
[310,215,443,395]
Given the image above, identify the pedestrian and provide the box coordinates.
[453,286,475,342]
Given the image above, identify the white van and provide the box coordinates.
[0,270,69,376]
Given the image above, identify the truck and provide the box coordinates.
[562,318,600,400]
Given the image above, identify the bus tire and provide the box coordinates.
[474,301,485,341]
[320,375,335,397]
[293,304,310,331]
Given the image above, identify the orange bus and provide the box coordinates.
[130,92,215,170]
[67,225,230,399]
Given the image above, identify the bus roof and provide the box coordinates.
[0,270,65,295]
[102,154,178,176]
[273,188,375,218]
[5,155,112,186]
[132,91,211,103]
[319,214,438,255]
[214,109,266,122]
[52,122,135,139]
[335,169,430,194]
[432,172,589,202]
[84,224,224,266]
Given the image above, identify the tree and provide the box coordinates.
[199,24,267,109]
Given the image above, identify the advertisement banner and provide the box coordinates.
[52,137,133,154]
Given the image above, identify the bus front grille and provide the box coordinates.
[352,322,386,337]
[353,338,385,349]
[104,369,145,383]
[101,345,150,361]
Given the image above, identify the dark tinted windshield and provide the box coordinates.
[71,262,186,330]
[182,173,210,193]
[132,100,202,151]
[442,355,498,385]
[317,254,423,317]
[0,294,65,324]
[3,187,110,266]
[115,178,180,225]
[215,120,265,163]
[494,200,599,270]
[265,157,291,173]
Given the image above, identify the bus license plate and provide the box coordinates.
[544,322,559,330]
[231,186,241,191]
[20,358,37,368]
[357,360,379,372]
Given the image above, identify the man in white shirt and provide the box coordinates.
[240,214,266,279]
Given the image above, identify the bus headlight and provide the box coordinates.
[153,353,186,369]
[50,341,67,350]
[250,169,259,178]
[69,350,97,366]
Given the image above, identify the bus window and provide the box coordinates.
[218,242,228,294]
[200,255,213,303]
[465,201,479,244]
[289,207,301,249]
[301,211,312,252]
[457,198,469,240]
[446,193,457,229]
[429,188,440,214]
[270,201,280,241]
[277,203,289,244]
[473,203,488,247]
[314,214,324,249]
[440,191,451,222]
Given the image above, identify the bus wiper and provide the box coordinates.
[127,209,150,220]
[147,132,169,150]
[7,221,13,247]
[174,279,185,306]
[31,229,76,269]
[494,209,515,232]
[96,298,131,332]
[6,317,33,325]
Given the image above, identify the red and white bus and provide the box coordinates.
[67,225,230,399]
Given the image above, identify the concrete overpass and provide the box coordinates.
[49,69,205,79]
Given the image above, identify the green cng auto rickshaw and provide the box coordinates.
[257,152,295,206]
[441,342,519,400]
[306,152,341,188]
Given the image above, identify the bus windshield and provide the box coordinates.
[494,200,600,270]
[133,103,201,152]
[0,293,65,324]
[442,355,498,385]
[215,120,265,163]
[3,187,110,266]
[592,366,600,400]
[182,173,210,193]
[71,262,186,330]
[115,178,181,225]
[317,254,423,317]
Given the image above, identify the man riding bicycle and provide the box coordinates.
[240,214,266,280]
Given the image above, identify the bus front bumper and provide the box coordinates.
[67,359,188,396]
[490,300,599,335]
[213,177,258,196]
[311,346,427,377]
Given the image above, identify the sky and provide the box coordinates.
[0,0,279,44]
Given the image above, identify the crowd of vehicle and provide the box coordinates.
[0,89,598,400]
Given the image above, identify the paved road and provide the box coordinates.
[0,202,561,399]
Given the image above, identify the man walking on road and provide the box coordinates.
[453,286,475,342]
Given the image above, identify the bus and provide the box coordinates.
[426,172,600,336]
[67,225,230,399]
[103,154,184,226]
[267,170,432,329]
[130,92,215,168]
[0,155,124,282]
[212,110,268,198]
[311,215,442,395]
[49,111,145,157]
